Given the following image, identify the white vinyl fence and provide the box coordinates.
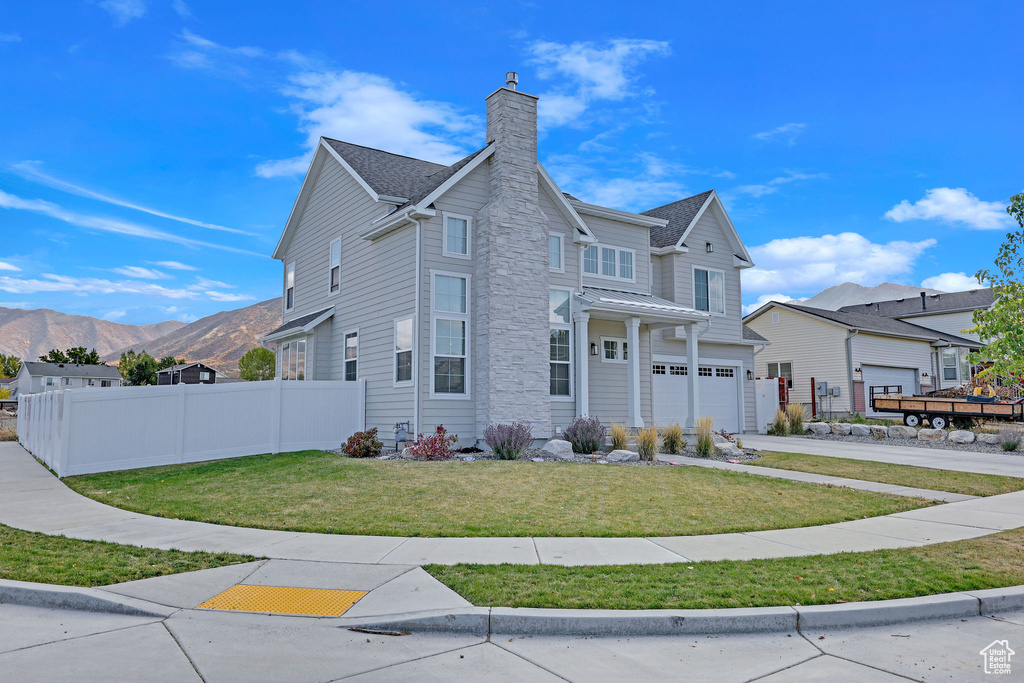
[18,379,365,477]
[754,377,784,434]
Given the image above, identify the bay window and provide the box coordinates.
[942,348,958,382]
[280,338,307,380]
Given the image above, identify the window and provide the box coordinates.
[199,371,211,381]
[549,234,563,271]
[281,339,307,381]
[550,289,572,397]
[619,250,633,280]
[942,348,958,382]
[601,337,628,363]
[670,365,687,376]
[601,247,616,277]
[329,239,341,294]
[698,366,713,377]
[101,380,111,387]
[715,368,734,378]
[395,317,413,385]
[772,311,780,324]
[64,378,71,386]
[583,245,598,274]
[694,267,725,314]
[285,263,295,311]
[344,331,358,381]
[432,273,469,395]
[87,379,95,386]
[767,361,793,388]
[443,213,470,258]
[583,244,636,281]
[652,364,666,375]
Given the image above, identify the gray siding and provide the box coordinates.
[581,215,650,295]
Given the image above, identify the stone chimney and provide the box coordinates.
[474,76,552,438]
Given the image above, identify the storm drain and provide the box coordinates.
[197,585,367,617]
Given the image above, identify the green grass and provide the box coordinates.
[0,523,255,587]
[65,450,932,538]
[749,451,1024,497]
[425,528,1024,609]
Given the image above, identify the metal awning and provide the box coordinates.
[576,288,710,328]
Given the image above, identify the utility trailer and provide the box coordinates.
[869,385,1024,429]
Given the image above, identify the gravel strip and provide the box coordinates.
[794,431,1024,457]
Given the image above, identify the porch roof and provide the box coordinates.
[577,288,710,327]
[261,307,334,343]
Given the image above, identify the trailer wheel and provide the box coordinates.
[930,415,948,430]
[904,414,921,427]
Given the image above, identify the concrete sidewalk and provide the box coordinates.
[4,441,1024,566]
[743,434,1024,477]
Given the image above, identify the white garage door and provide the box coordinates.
[862,364,919,417]
[653,363,740,433]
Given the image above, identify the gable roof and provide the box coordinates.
[322,138,448,201]
[742,325,768,342]
[643,190,714,248]
[837,288,994,318]
[157,362,216,374]
[748,302,982,347]
[21,362,123,379]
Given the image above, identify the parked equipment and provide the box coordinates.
[869,386,1024,429]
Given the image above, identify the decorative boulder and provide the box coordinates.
[807,422,831,436]
[540,439,575,460]
[976,433,1001,445]
[870,425,889,439]
[948,430,976,444]
[850,424,872,437]
[831,423,852,435]
[918,429,946,442]
[606,449,639,463]
[888,426,917,439]
[715,442,745,458]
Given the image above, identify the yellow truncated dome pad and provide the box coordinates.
[198,584,367,617]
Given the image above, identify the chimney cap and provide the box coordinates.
[505,71,519,89]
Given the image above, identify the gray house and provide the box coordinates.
[156,362,217,386]
[15,362,123,394]
[263,75,762,446]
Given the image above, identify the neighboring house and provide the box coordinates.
[744,302,982,417]
[837,288,994,344]
[262,75,762,446]
[15,362,123,394]
[156,362,217,385]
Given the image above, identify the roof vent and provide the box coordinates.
[505,71,518,90]
[920,291,927,310]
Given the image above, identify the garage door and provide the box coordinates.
[652,363,740,433]
[862,364,919,417]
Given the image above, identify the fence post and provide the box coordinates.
[58,390,72,477]
[175,383,187,464]
[271,377,282,454]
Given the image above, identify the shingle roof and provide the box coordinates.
[742,325,768,342]
[157,362,214,373]
[21,362,123,379]
[780,303,981,346]
[836,288,994,317]
[641,190,714,249]
[265,307,334,337]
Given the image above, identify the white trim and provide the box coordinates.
[549,233,565,273]
[417,144,495,209]
[319,137,387,203]
[692,264,726,316]
[272,148,326,260]
[442,212,472,260]
[536,163,596,242]
[361,207,436,241]
[261,307,334,344]
[343,328,359,381]
[328,237,342,297]
[550,288,574,400]
[393,315,415,388]
[429,270,472,400]
[284,262,295,312]
[600,336,628,364]
[674,191,754,265]
[570,200,669,228]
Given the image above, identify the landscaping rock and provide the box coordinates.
[715,442,745,458]
[606,449,639,463]
[887,426,917,439]
[540,439,574,460]
[850,424,872,437]
[869,425,889,439]
[807,422,832,436]
[977,433,1001,445]
[948,430,976,444]
[830,423,852,436]
[918,429,946,442]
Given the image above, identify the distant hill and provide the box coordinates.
[802,282,944,310]
[0,307,184,362]
[103,298,282,377]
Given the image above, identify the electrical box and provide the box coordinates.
[830,386,841,397]
[815,381,829,396]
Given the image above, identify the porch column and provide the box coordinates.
[626,316,643,428]
[686,322,699,429]
[574,310,590,417]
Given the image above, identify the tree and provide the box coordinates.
[39,347,102,364]
[0,387,10,400]
[118,350,159,386]
[0,353,20,378]
[969,191,1024,390]
[238,347,275,381]
[157,356,182,371]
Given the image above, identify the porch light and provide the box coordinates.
[746,370,753,381]
[590,342,599,356]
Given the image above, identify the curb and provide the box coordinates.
[0,579,176,618]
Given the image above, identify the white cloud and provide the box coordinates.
[171,0,192,19]
[752,123,806,145]
[884,187,1011,230]
[11,162,251,236]
[743,232,936,294]
[730,170,828,198]
[0,273,251,304]
[0,261,20,272]
[546,152,688,212]
[0,188,263,256]
[112,266,169,279]
[103,309,127,321]
[98,0,146,25]
[921,272,986,292]
[527,38,671,129]
[149,260,197,271]
[742,293,807,316]
[205,291,252,302]
[191,276,233,289]
[0,301,31,309]
[0,33,21,44]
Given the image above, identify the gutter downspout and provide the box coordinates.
[845,330,859,415]
[413,217,422,440]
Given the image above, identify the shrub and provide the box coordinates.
[410,425,458,461]
[341,428,383,458]
[786,403,806,434]
[564,416,606,454]
[483,422,533,460]
[769,408,788,436]
[952,416,978,431]
[694,416,715,457]
[660,423,684,455]
[610,423,629,451]
[636,425,659,461]
[1000,428,1022,452]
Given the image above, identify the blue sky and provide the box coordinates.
[1,1,1021,324]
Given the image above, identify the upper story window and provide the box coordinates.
[694,267,725,315]
[549,234,563,271]
[285,263,295,311]
[344,331,358,381]
[432,273,470,396]
[443,213,471,259]
[583,245,636,282]
[329,239,341,294]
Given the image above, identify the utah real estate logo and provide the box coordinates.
[980,640,1014,675]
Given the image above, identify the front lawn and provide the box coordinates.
[0,523,255,587]
[749,451,1024,497]
[425,528,1024,609]
[65,450,932,538]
